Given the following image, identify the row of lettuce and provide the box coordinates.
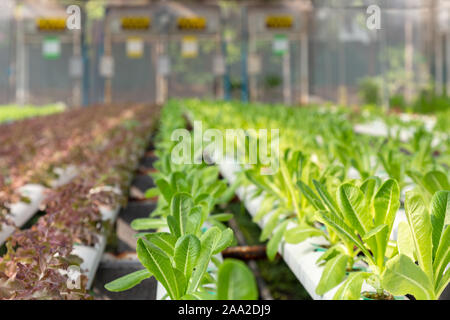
[105,101,258,300]
[0,104,65,124]
[115,99,448,300]
[186,99,449,300]
[0,104,158,299]
[0,104,151,225]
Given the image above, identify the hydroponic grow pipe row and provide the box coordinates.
[0,104,159,300]
[0,104,135,205]
[0,104,145,246]
[61,104,158,292]
[0,165,78,245]
[104,101,259,301]
[353,120,442,147]
[216,157,406,300]
[182,99,448,300]
[74,138,151,290]
[183,108,384,299]
[0,104,143,243]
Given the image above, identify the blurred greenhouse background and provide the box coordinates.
[1,0,449,302]
[0,0,449,111]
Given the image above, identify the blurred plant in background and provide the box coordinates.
[0,103,65,123]
[356,46,449,114]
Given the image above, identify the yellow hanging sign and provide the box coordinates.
[265,16,293,29]
[177,17,207,30]
[36,18,66,31]
[121,17,151,30]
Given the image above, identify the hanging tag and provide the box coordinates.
[69,56,83,78]
[273,34,288,56]
[213,55,225,75]
[182,36,198,58]
[158,55,170,76]
[43,36,61,59]
[100,56,114,78]
[126,37,144,59]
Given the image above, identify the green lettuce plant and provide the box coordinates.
[327,178,401,299]
[105,101,256,300]
[244,150,326,260]
[382,190,449,300]
[407,169,449,204]
[378,149,406,189]
[216,259,258,300]
[295,178,401,298]
[132,163,232,231]
[284,165,348,252]
[288,178,361,296]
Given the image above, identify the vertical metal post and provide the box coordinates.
[72,29,82,107]
[7,0,15,103]
[404,11,414,102]
[81,6,89,107]
[15,1,27,106]
[156,40,163,104]
[429,0,437,92]
[434,1,445,97]
[104,10,112,104]
[325,9,333,101]
[215,35,224,100]
[214,7,224,100]
[446,30,450,95]
[435,35,444,95]
[380,9,390,112]
[156,11,169,105]
[337,9,347,106]
[248,35,258,102]
[222,33,231,101]
[221,5,231,101]
[163,26,169,103]
[282,41,292,105]
[241,5,249,103]
[98,22,105,105]
[300,9,309,105]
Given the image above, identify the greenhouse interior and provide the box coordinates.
[0,0,449,305]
